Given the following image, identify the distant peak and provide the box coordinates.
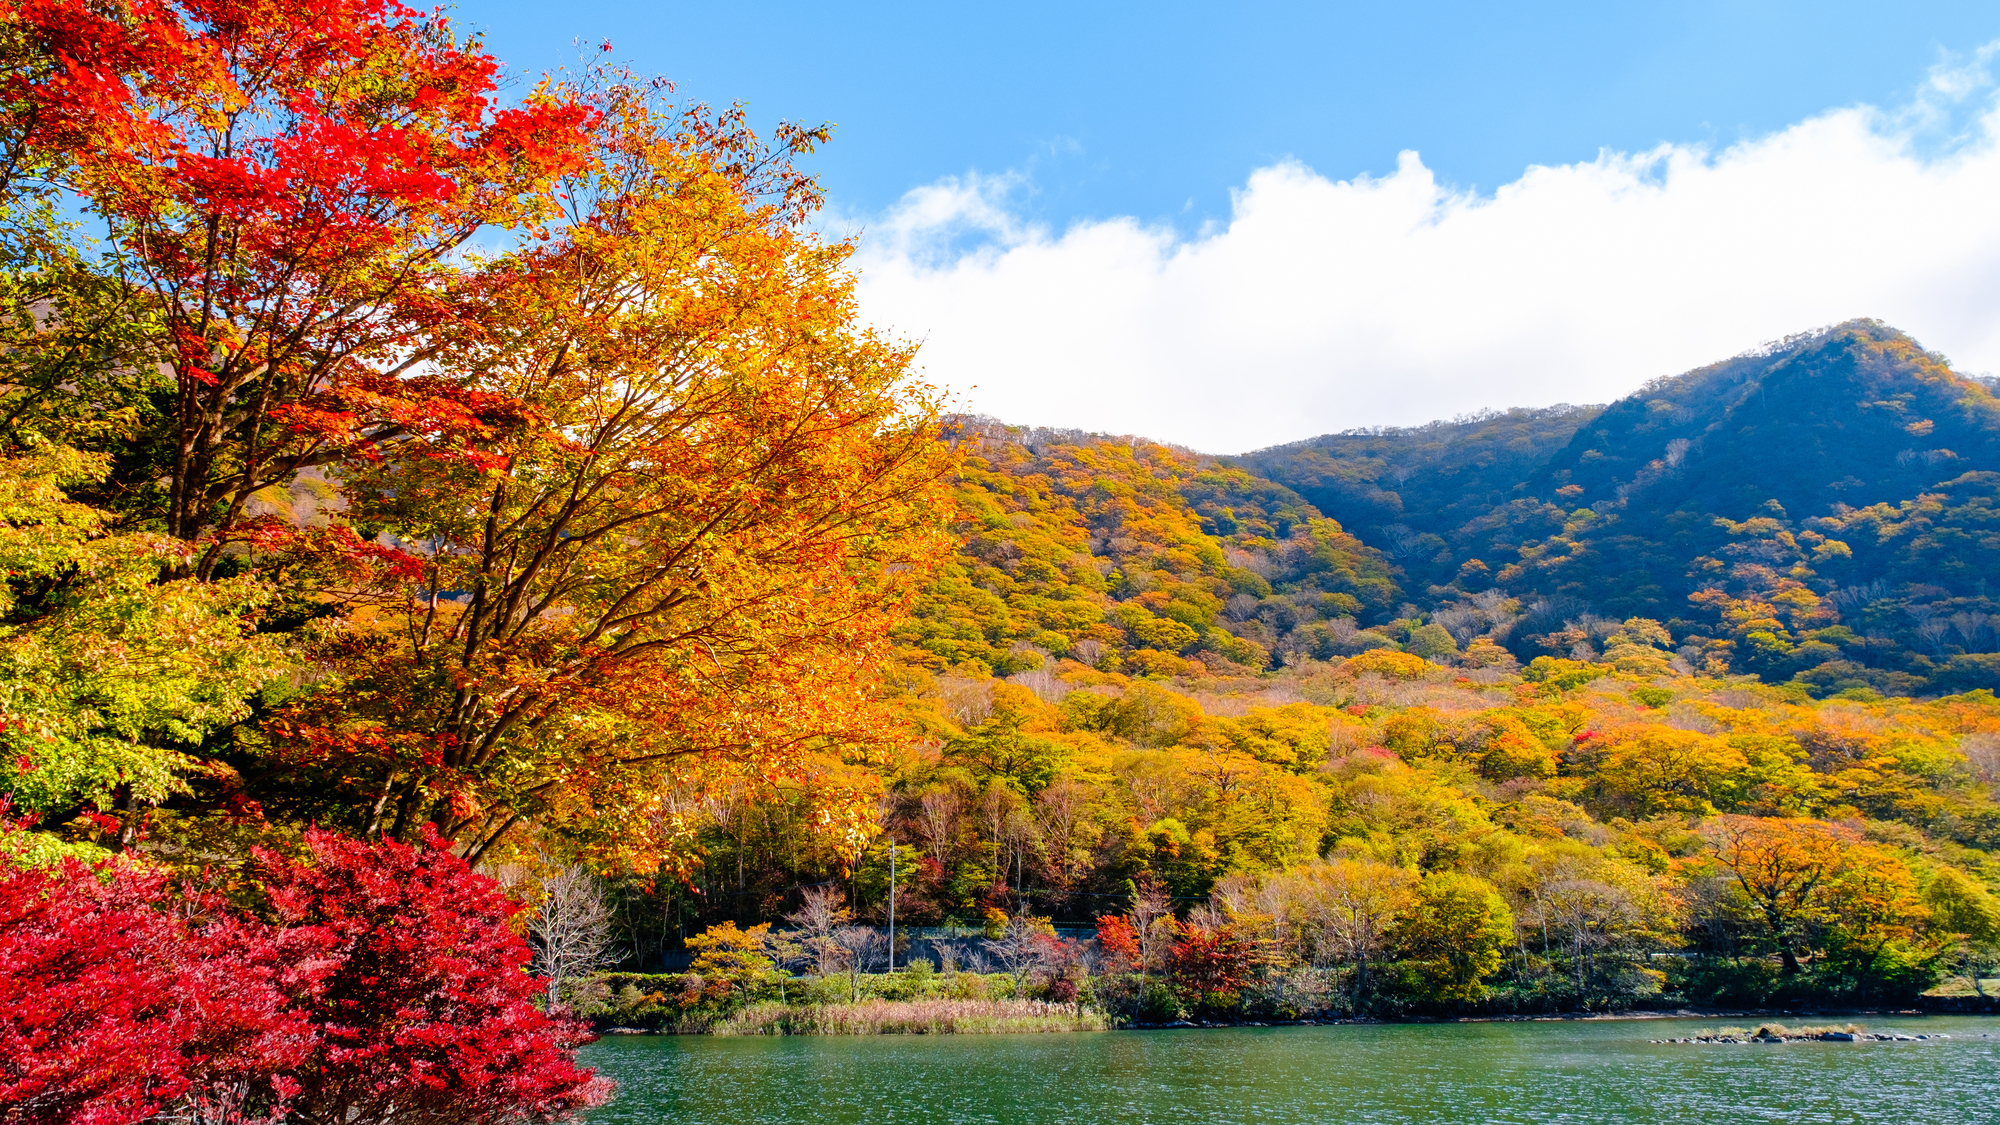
[1732,319,1893,362]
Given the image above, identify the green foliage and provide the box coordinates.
[1392,872,1516,1004]
[0,441,288,827]
[1630,687,1674,709]
[1406,623,1459,661]
[1243,321,2000,697]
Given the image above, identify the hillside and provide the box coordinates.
[620,325,2000,1014]
[893,420,1400,677]
[916,321,2000,698]
[1235,320,2000,696]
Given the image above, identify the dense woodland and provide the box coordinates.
[618,327,2000,1020]
[5,2,2000,1121]
[1244,323,2000,696]
[627,633,2000,1021]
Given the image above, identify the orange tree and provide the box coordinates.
[1704,815,1849,975]
[261,75,957,867]
[1702,814,1932,994]
[684,921,780,1003]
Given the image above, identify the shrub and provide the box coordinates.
[0,824,606,1125]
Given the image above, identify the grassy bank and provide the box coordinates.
[710,998,1108,1035]
[582,967,1116,1034]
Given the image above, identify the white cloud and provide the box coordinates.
[849,46,2000,453]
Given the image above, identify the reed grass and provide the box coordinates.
[713,998,1109,1036]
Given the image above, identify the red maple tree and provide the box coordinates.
[0,845,304,1124]
[1094,913,1142,974]
[1,0,593,570]
[1166,917,1255,1008]
[257,827,607,1125]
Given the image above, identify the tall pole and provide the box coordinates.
[887,839,897,972]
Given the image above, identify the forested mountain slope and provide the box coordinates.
[559,332,2000,1012]
[1235,320,2000,696]
[893,420,1400,677]
[915,322,1999,698]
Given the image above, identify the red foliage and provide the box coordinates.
[1166,919,1254,1004]
[0,855,304,1125]
[257,827,606,1125]
[1094,913,1141,974]
[1032,931,1087,1001]
[1,0,594,548]
[238,521,429,586]
[0,825,606,1125]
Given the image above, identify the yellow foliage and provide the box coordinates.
[1596,726,1750,816]
[1475,715,1557,781]
[1339,650,1431,680]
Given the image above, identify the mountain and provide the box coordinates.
[1239,320,2000,695]
[914,320,2000,697]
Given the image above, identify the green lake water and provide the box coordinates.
[579,1015,2000,1124]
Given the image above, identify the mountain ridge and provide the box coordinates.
[927,320,2000,696]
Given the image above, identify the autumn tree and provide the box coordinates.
[0,442,287,841]
[3,0,591,554]
[986,912,1057,995]
[1701,814,1931,988]
[1094,913,1142,974]
[0,822,605,1125]
[1703,814,1850,975]
[0,841,304,1125]
[1392,871,1515,1004]
[1298,858,1420,1006]
[1033,775,1102,905]
[1166,913,1255,1013]
[254,73,956,864]
[1924,866,2000,996]
[684,921,780,1002]
[0,0,590,851]
[1596,727,1749,817]
[1512,841,1679,997]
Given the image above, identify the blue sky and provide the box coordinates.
[474,1,1997,229]
[471,1,2000,450]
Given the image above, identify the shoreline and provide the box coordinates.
[598,1005,2000,1036]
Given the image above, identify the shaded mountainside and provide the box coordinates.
[916,321,2000,697]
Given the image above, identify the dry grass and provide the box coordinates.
[714,999,1109,1036]
[1923,976,2000,998]
[1692,1022,1863,1039]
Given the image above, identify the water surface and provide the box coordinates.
[581,1015,2000,1124]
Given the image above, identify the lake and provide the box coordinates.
[578,1015,2000,1124]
